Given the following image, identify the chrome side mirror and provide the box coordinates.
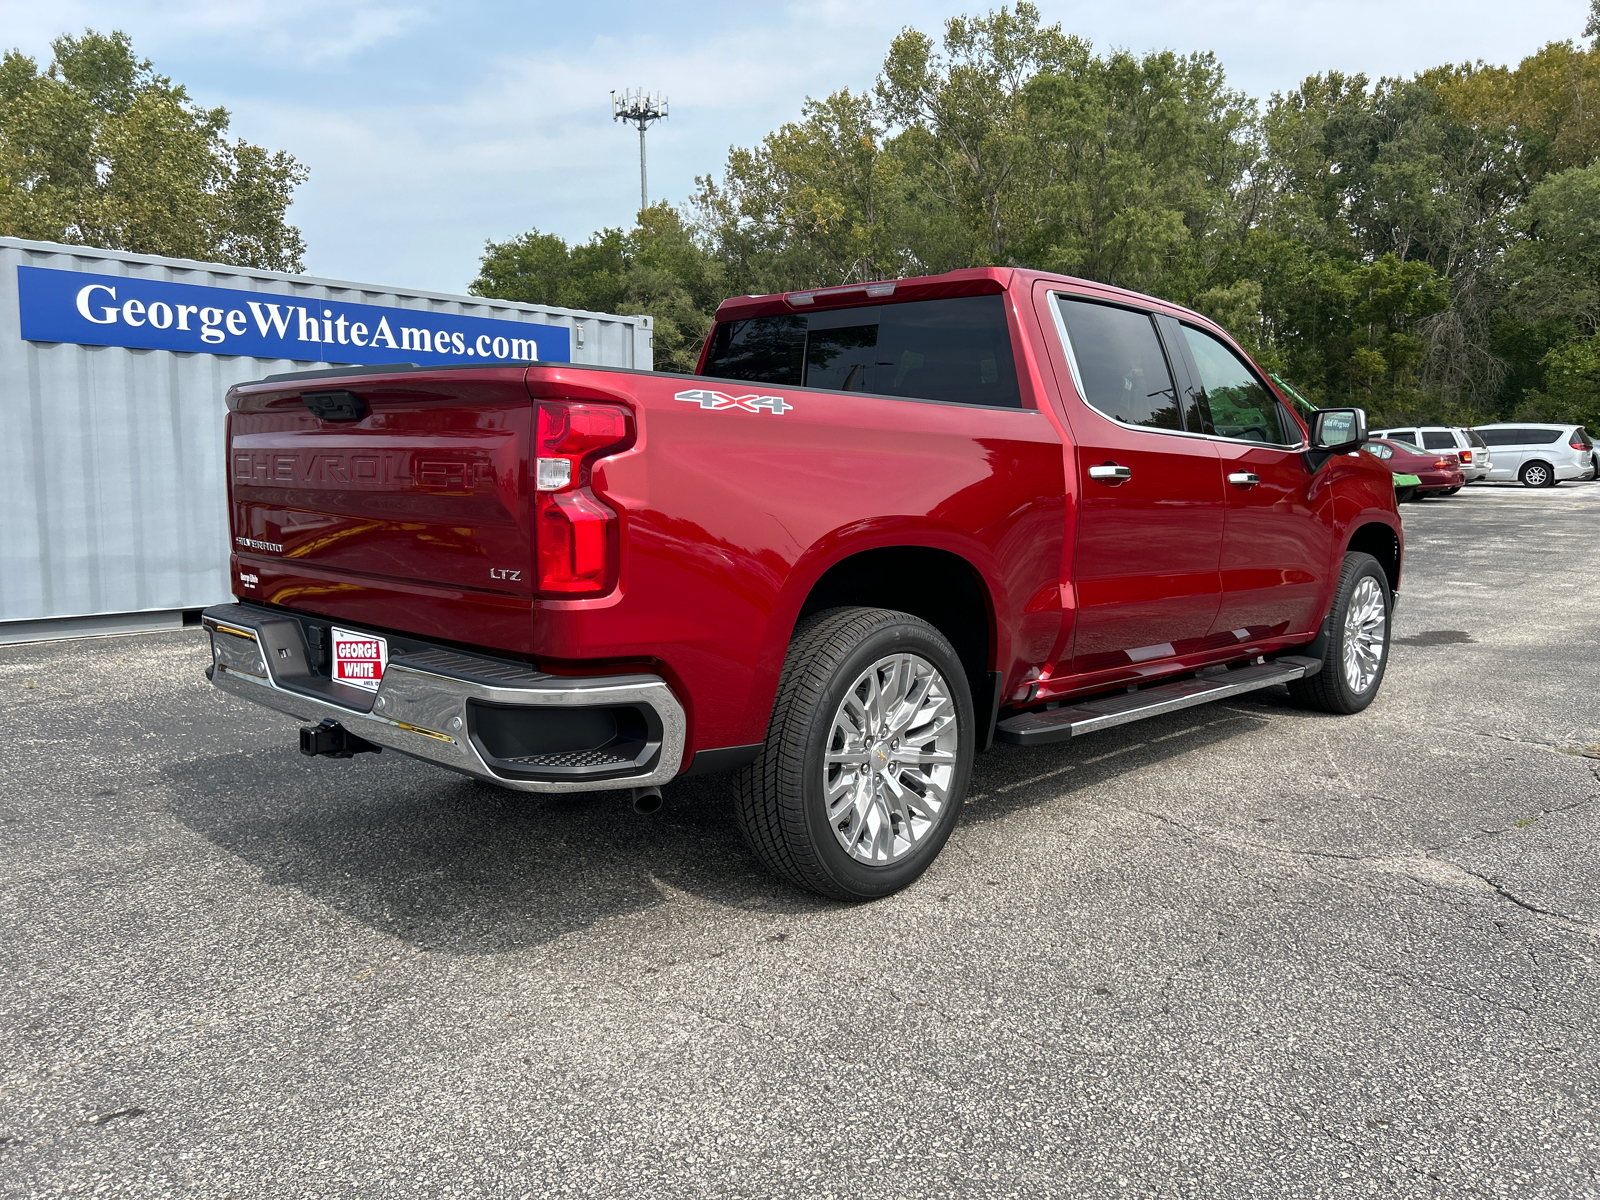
[1311,408,1366,453]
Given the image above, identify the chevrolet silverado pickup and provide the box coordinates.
[203,267,1400,899]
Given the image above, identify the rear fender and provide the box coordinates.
[742,522,1013,743]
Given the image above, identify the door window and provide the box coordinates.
[1179,326,1293,445]
[1055,298,1182,430]
[1421,430,1457,450]
[1361,442,1394,459]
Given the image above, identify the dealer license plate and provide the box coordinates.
[331,627,388,692]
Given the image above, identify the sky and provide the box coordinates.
[0,0,1591,293]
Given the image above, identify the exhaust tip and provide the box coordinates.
[630,785,663,815]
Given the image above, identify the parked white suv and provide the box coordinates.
[1471,424,1596,487]
[1371,426,1490,484]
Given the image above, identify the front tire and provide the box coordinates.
[735,607,975,900]
[1287,552,1392,715]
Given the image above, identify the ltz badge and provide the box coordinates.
[674,389,791,415]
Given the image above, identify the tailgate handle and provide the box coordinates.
[303,390,368,422]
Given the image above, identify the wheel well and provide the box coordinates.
[1347,523,1400,594]
[797,546,993,697]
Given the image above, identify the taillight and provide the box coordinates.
[1434,458,1452,470]
[1572,439,1587,451]
[533,401,634,596]
[1459,449,1473,463]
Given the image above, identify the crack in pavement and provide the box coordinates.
[1345,959,1538,1019]
[1126,808,1598,936]
[1433,797,1598,849]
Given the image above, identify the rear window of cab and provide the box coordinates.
[702,295,1022,409]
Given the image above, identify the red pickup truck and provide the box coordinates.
[204,267,1400,899]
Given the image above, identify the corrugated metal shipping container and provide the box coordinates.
[0,237,653,642]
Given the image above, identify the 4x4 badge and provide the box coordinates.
[674,389,791,415]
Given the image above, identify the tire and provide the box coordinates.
[1442,486,1461,495]
[735,607,975,900]
[1287,552,1392,715]
[1394,487,1416,503]
[1521,460,1554,488]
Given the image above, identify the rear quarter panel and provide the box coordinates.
[526,369,1066,756]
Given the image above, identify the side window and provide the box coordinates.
[1055,297,1182,430]
[1179,326,1292,445]
[1361,442,1393,460]
[1421,430,1457,450]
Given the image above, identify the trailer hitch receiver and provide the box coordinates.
[299,718,383,759]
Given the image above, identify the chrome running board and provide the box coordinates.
[994,656,1320,746]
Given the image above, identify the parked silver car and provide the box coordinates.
[1471,424,1596,487]
[1371,425,1490,485]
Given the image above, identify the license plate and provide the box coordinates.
[331,627,387,692]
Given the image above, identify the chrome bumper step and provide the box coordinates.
[201,603,686,793]
[994,656,1320,746]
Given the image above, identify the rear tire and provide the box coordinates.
[1442,486,1461,495]
[734,607,975,900]
[1395,486,1417,503]
[1521,461,1554,487]
[1287,552,1391,715]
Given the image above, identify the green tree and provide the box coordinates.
[471,204,724,373]
[1522,332,1600,429]
[694,88,914,292]
[471,6,1600,432]
[0,29,306,270]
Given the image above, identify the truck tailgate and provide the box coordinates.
[226,367,536,653]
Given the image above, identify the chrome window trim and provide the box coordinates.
[1044,291,1308,452]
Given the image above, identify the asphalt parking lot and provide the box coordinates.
[2,483,1597,1199]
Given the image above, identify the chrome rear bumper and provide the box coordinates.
[202,604,686,793]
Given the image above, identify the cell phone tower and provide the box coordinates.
[611,89,668,214]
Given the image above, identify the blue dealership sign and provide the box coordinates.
[16,265,570,365]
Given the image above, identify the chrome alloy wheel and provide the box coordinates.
[1341,576,1388,695]
[823,653,959,865]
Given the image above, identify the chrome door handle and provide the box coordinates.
[1088,464,1132,483]
[1228,472,1260,487]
